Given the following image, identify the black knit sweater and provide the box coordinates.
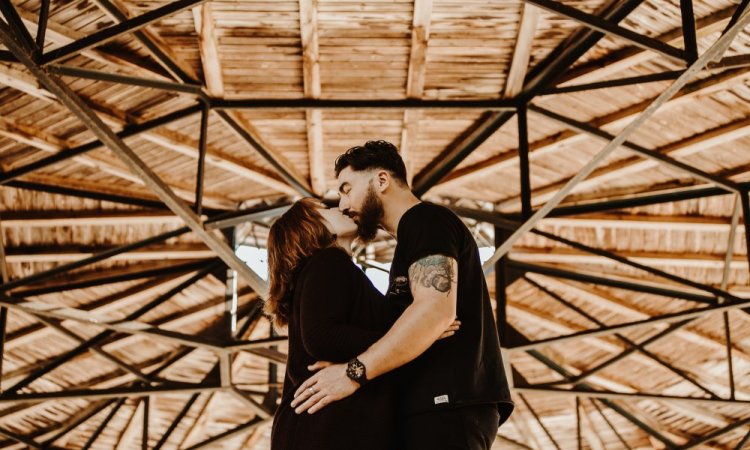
[271,247,404,450]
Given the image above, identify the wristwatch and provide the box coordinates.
[346,357,368,386]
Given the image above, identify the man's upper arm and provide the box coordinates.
[407,254,458,312]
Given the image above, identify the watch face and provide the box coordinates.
[347,360,366,381]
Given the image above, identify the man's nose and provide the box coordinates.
[338,198,349,213]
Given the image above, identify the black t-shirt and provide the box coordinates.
[387,202,514,423]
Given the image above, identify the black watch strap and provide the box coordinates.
[346,358,368,386]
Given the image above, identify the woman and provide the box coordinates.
[266,198,456,450]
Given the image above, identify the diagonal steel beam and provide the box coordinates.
[1,263,220,393]
[522,0,687,62]
[509,261,718,304]
[542,182,750,217]
[528,104,741,193]
[482,6,750,272]
[452,205,743,302]
[92,0,198,83]
[508,289,750,352]
[183,417,270,450]
[0,227,191,292]
[214,110,314,197]
[80,398,126,450]
[525,277,721,399]
[86,2,310,200]
[39,399,117,448]
[0,20,269,298]
[517,345,678,448]
[412,0,646,195]
[677,417,750,449]
[35,0,50,52]
[0,3,35,52]
[0,103,202,185]
[515,386,750,408]
[39,0,205,65]
[13,259,207,297]
[48,64,203,95]
[0,384,223,405]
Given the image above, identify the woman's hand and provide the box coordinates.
[438,318,461,340]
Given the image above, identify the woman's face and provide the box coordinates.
[318,207,357,238]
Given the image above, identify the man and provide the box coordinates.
[291,140,514,449]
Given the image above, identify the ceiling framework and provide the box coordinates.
[0,1,749,449]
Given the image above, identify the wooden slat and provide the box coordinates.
[300,0,325,196]
[400,0,433,184]
[504,3,540,98]
[193,4,224,97]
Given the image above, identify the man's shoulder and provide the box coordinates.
[403,202,459,227]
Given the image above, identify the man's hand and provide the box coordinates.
[291,363,359,414]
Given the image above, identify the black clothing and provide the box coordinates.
[387,202,514,423]
[271,247,404,450]
[399,404,501,450]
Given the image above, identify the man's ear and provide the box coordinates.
[375,170,390,192]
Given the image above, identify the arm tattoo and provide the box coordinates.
[408,255,456,294]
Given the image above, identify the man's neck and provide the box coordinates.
[381,191,421,237]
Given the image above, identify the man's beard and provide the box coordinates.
[356,183,384,242]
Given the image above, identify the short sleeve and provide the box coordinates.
[398,204,462,268]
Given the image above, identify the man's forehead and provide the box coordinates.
[337,167,368,184]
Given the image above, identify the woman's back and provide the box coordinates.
[271,247,402,450]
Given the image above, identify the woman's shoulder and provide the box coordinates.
[298,246,353,277]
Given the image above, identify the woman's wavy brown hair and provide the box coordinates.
[266,198,337,329]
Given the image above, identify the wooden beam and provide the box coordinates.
[299,0,325,195]
[0,210,184,228]
[504,3,540,98]
[405,0,432,99]
[400,0,433,185]
[193,4,223,97]
[299,0,321,100]
[437,68,750,190]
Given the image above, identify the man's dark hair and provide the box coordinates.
[334,140,408,185]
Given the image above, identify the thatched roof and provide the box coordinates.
[1,0,749,448]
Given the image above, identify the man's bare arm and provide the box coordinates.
[290,255,458,414]
[359,254,457,379]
